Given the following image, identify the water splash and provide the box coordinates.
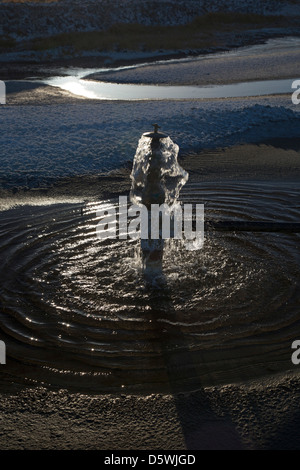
[130,134,188,208]
[130,133,189,277]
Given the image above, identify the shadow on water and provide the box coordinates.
[142,259,244,450]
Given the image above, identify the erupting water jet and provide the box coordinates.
[130,124,188,276]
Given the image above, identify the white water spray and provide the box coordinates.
[130,125,189,276]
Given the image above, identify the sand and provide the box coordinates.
[86,37,300,86]
[1,372,300,450]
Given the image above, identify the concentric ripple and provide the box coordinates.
[0,181,299,393]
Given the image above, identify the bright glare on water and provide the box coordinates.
[45,75,296,100]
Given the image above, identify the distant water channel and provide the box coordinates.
[44,75,296,100]
[40,37,300,100]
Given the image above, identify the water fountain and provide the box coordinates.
[0,124,299,394]
[130,124,189,277]
[129,124,300,278]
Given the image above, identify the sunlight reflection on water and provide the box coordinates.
[45,75,296,100]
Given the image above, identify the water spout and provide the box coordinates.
[130,124,188,278]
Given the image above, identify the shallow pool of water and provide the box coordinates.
[0,181,299,393]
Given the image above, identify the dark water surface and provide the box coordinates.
[0,181,299,393]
